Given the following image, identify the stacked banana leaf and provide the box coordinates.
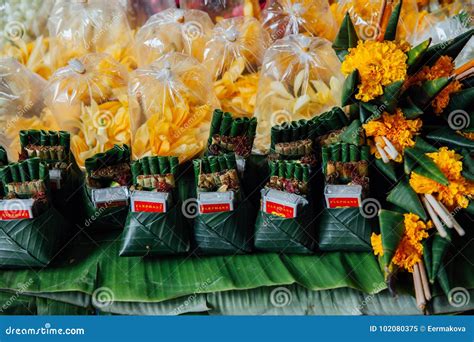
[0,147,8,166]
[82,145,132,230]
[193,153,253,254]
[0,159,68,268]
[18,130,83,223]
[334,2,474,310]
[207,109,258,158]
[120,156,190,256]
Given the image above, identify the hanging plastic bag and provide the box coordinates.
[118,0,176,29]
[180,0,261,22]
[134,8,214,66]
[331,0,421,44]
[253,34,344,152]
[129,52,219,162]
[47,0,136,70]
[0,58,58,160]
[44,53,130,169]
[203,16,270,117]
[261,0,337,42]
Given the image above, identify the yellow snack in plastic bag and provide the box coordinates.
[44,53,130,168]
[129,52,219,162]
[204,16,270,117]
[134,8,214,66]
[261,0,337,42]
[253,35,344,152]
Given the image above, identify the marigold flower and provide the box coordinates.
[371,233,384,257]
[341,40,408,102]
[409,147,474,209]
[363,109,422,162]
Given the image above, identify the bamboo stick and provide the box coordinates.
[375,143,390,163]
[424,194,453,228]
[422,196,447,238]
[413,263,426,311]
[418,261,431,301]
[436,200,466,236]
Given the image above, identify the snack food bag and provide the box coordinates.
[261,0,337,42]
[253,34,344,152]
[0,58,58,159]
[203,16,270,117]
[129,52,219,162]
[44,53,130,168]
[134,8,214,66]
[180,0,261,22]
[47,0,135,70]
[120,155,190,256]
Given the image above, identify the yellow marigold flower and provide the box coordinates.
[363,109,422,162]
[371,233,384,257]
[392,213,432,273]
[341,40,408,102]
[460,131,474,141]
[409,147,474,209]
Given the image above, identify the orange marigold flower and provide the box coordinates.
[363,109,422,162]
[391,213,432,273]
[459,131,474,141]
[341,40,408,102]
[371,233,384,257]
[409,147,474,209]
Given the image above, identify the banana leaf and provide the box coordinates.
[318,208,373,252]
[332,12,358,61]
[378,210,405,268]
[120,203,190,256]
[359,102,381,123]
[405,147,448,185]
[431,231,452,283]
[406,38,431,73]
[377,80,404,114]
[421,28,474,66]
[383,1,402,41]
[340,119,363,145]
[436,264,451,299]
[442,88,474,130]
[386,180,427,220]
[254,205,316,254]
[0,206,69,268]
[407,77,451,109]
[193,199,254,254]
[341,70,359,107]
[81,185,129,231]
[422,238,433,281]
[426,127,474,150]
[374,158,398,183]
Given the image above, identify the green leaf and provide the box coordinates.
[378,80,404,114]
[406,38,431,73]
[332,12,359,61]
[404,155,416,175]
[194,200,254,254]
[431,231,452,283]
[318,208,373,252]
[374,158,399,183]
[359,102,382,123]
[341,70,359,106]
[414,137,438,153]
[422,28,474,66]
[407,77,451,109]
[426,127,474,150]
[436,264,451,299]
[120,205,190,256]
[405,147,448,185]
[387,180,427,221]
[401,98,424,119]
[383,1,402,41]
[443,88,474,121]
[423,238,433,281]
[254,211,315,254]
[378,209,405,268]
[340,119,363,145]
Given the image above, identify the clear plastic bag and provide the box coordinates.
[134,8,214,67]
[261,0,337,42]
[331,0,421,44]
[253,34,344,153]
[44,53,130,168]
[118,0,176,29]
[203,16,270,116]
[48,0,135,70]
[129,52,219,162]
[180,0,261,22]
[0,57,58,159]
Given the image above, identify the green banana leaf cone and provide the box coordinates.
[193,198,255,255]
[120,204,190,256]
[254,202,316,254]
[0,203,70,268]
